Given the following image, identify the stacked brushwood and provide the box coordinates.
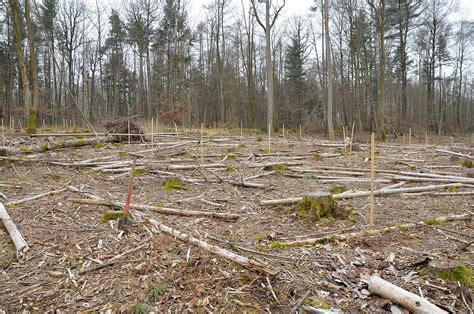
[104,118,144,142]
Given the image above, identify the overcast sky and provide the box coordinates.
[189,0,474,22]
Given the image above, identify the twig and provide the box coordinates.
[290,290,311,314]
[6,187,67,206]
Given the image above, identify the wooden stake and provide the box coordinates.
[240,121,243,141]
[409,128,412,146]
[370,132,375,225]
[174,123,179,141]
[1,118,5,146]
[151,117,154,151]
[349,122,355,158]
[200,123,204,165]
[18,119,23,132]
[343,126,346,152]
[425,131,428,145]
[268,123,271,153]
[42,119,45,132]
[127,118,131,149]
[282,124,285,141]
[299,124,302,141]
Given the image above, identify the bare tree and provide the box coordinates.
[250,0,285,129]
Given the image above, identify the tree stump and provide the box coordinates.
[295,192,339,222]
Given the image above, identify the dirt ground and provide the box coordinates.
[0,127,473,313]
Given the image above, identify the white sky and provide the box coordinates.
[189,0,474,22]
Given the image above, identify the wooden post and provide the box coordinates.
[343,126,346,151]
[370,132,375,225]
[127,118,131,149]
[42,119,45,132]
[1,118,5,146]
[174,123,179,141]
[18,119,23,132]
[268,123,271,153]
[299,124,302,141]
[151,117,154,151]
[200,123,204,165]
[240,121,243,141]
[409,128,412,146]
[282,124,285,141]
[425,131,428,145]
[349,122,355,158]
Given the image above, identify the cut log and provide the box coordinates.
[0,203,30,259]
[261,183,463,206]
[149,219,277,275]
[368,276,448,314]
[0,136,118,156]
[268,213,470,247]
[69,198,240,221]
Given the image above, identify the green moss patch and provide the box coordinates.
[329,186,346,194]
[132,168,150,176]
[149,285,167,301]
[95,142,105,149]
[303,173,317,180]
[304,299,330,310]
[162,178,187,192]
[439,264,473,289]
[226,165,237,173]
[264,164,288,171]
[444,186,457,193]
[308,155,323,161]
[423,217,439,225]
[461,158,473,168]
[101,210,125,223]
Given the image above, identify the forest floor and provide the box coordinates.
[0,127,473,313]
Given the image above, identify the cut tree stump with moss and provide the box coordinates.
[295,192,346,222]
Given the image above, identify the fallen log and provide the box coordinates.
[268,213,470,247]
[368,276,448,314]
[435,149,472,160]
[149,219,277,275]
[0,202,30,259]
[6,187,67,206]
[261,183,463,206]
[69,198,240,221]
[0,136,118,156]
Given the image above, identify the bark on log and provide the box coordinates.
[69,198,240,221]
[0,202,30,259]
[0,136,118,156]
[149,219,277,275]
[368,276,448,314]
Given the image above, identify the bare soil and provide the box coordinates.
[0,128,473,313]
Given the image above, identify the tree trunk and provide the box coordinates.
[9,0,32,133]
[325,0,334,139]
[265,0,274,129]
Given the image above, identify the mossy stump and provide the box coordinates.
[428,258,473,289]
[295,192,340,222]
